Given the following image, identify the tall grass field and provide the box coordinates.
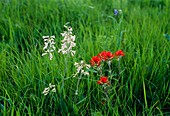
[0,0,170,115]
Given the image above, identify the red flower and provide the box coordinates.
[90,56,101,66]
[97,76,110,85]
[100,76,108,83]
[98,51,114,61]
[115,50,125,57]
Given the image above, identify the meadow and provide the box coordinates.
[0,0,170,115]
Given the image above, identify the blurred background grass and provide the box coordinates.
[0,0,170,115]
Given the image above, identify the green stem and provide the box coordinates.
[143,78,148,109]
[118,58,121,78]
[103,86,112,107]
[62,55,69,92]
[108,60,112,85]
[75,73,82,95]
[108,60,112,76]
[98,66,103,76]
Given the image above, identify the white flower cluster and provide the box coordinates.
[42,36,56,60]
[58,25,76,56]
[73,60,91,77]
[42,83,56,96]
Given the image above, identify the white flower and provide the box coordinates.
[75,90,78,95]
[42,87,50,96]
[42,36,56,60]
[49,83,55,88]
[51,88,56,93]
[58,24,76,56]
[119,9,123,14]
[42,83,56,96]
[73,60,91,77]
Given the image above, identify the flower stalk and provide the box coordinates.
[58,24,76,91]
[73,60,91,95]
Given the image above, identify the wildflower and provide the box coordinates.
[119,9,122,14]
[42,83,56,96]
[98,51,114,61]
[73,60,91,77]
[58,24,76,56]
[100,76,108,83]
[115,50,125,57]
[114,9,122,16]
[97,76,110,85]
[114,9,119,16]
[42,36,56,60]
[73,61,91,95]
[75,90,78,95]
[90,56,101,66]
[115,50,125,61]
[42,87,50,96]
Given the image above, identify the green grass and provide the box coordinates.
[0,0,170,115]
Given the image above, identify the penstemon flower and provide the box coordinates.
[73,60,91,95]
[73,60,91,77]
[42,83,56,96]
[58,24,76,56]
[42,36,56,60]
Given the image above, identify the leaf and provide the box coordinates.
[163,34,170,41]
[0,103,4,110]
[73,104,78,115]
[7,99,12,106]
[87,68,98,73]
[91,112,103,116]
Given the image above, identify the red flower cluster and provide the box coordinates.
[115,50,125,57]
[90,50,125,66]
[90,56,101,66]
[98,51,114,61]
[97,76,110,85]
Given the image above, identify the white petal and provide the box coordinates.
[43,36,49,39]
[42,52,47,56]
[51,35,55,38]
[43,43,48,50]
[51,88,56,93]
[49,83,55,88]
[42,87,50,95]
